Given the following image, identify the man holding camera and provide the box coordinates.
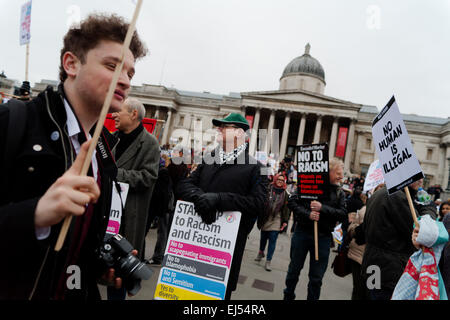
[0,14,147,300]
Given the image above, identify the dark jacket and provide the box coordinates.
[176,148,268,294]
[257,186,290,230]
[361,186,438,292]
[113,127,160,259]
[288,184,347,236]
[147,166,172,230]
[439,214,450,297]
[0,86,118,300]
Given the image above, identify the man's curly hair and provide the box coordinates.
[59,13,148,82]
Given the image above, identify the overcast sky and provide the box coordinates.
[1,0,449,118]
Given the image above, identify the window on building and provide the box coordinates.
[178,115,185,126]
[426,148,433,161]
[366,138,372,150]
[361,165,369,177]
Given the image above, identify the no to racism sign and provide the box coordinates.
[154,201,241,300]
[372,96,423,194]
[296,143,329,200]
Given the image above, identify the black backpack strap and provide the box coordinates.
[3,99,28,198]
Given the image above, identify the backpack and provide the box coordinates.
[1,99,28,199]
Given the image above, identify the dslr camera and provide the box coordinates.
[97,234,152,295]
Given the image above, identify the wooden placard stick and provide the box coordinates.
[314,220,319,261]
[404,186,420,227]
[55,0,144,252]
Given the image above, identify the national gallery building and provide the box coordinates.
[32,44,450,189]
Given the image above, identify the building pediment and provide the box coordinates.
[241,89,361,110]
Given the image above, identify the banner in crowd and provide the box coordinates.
[255,151,268,165]
[20,1,32,45]
[335,127,348,158]
[154,201,241,300]
[296,143,329,200]
[245,115,254,129]
[371,96,423,194]
[363,159,385,192]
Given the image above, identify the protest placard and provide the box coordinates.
[363,159,385,192]
[372,96,424,226]
[296,143,329,200]
[154,201,241,300]
[372,96,423,195]
[296,143,329,260]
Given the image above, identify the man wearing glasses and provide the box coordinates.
[176,113,268,300]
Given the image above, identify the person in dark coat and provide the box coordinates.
[147,154,174,265]
[112,97,159,259]
[284,158,347,300]
[0,14,148,300]
[360,179,437,300]
[108,98,159,300]
[176,113,268,300]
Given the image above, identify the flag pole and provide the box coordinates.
[25,43,29,81]
[54,0,144,251]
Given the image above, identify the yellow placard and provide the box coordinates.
[154,283,220,300]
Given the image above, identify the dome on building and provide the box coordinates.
[281,43,325,83]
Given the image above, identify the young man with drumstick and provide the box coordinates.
[0,13,147,300]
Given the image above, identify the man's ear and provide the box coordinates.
[131,109,139,121]
[62,52,80,79]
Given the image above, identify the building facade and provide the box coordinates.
[31,44,450,190]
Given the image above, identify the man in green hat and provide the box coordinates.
[176,112,268,300]
[210,113,250,165]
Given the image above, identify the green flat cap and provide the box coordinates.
[212,113,250,131]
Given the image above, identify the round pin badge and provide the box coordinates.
[33,144,43,152]
[51,131,60,141]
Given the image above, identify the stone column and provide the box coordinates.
[294,113,307,164]
[264,110,276,153]
[329,117,339,158]
[249,108,261,156]
[296,113,307,146]
[161,109,173,146]
[279,111,291,160]
[313,114,323,144]
[445,144,450,191]
[154,107,160,119]
[353,131,364,174]
[437,144,446,186]
[344,119,356,173]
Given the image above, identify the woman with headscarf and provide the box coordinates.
[255,173,290,271]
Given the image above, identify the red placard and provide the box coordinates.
[104,113,157,134]
[335,127,348,158]
[245,115,254,129]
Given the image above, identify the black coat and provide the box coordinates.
[0,86,118,300]
[148,167,172,223]
[288,184,348,236]
[439,215,450,297]
[176,149,268,294]
[361,186,438,292]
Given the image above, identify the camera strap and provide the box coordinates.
[105,180,129,239]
